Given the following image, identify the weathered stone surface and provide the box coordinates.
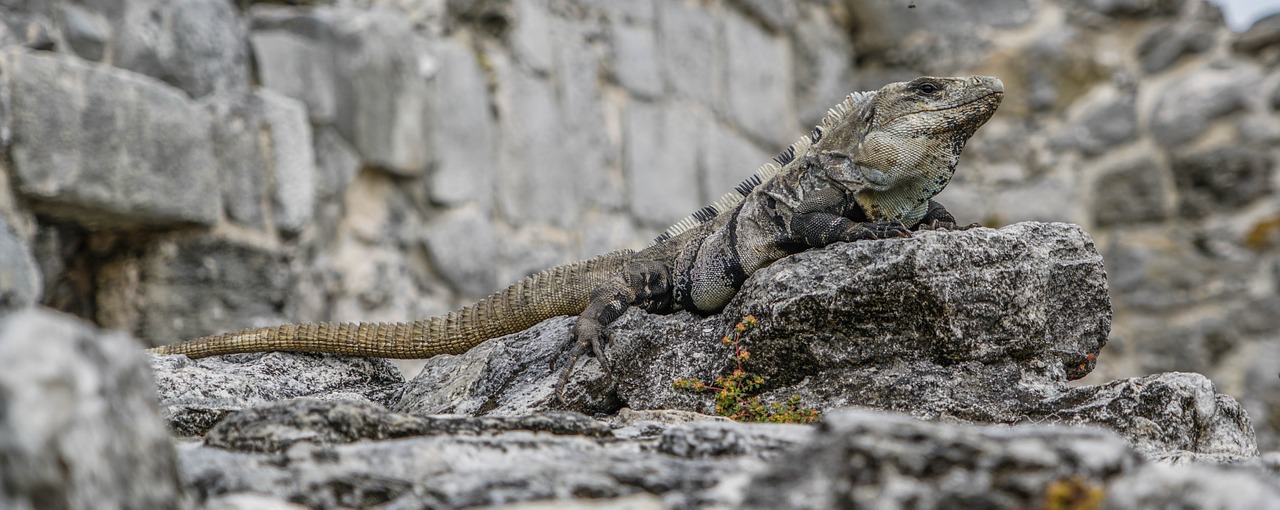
[491,52,583,227]
[1150,66,1259,147]
[393,316,618,417]
[701,122,771,205]
[311,126,361,202]
[608,16,663,97]
[1078,0,1186,17]
[722,8,794,144]
[0,48,221,227]
[0,308,181,509]
[0,217,40,312]
[1051,87,1138,156]
[111,0,252,98]
[260,89,316,233]
[57,3,110,62]
[177,405,808,509]
[105,238,295,347]
[623,99,705,226]
[1092,159,1169,226]
[1027,372,1257,460]
[150,352,405,437]
[203,93,270,227]
[424,207,502,298]
[170,398,1279,509]
[1234,12,1280,54]
[1242,340,1280,452]
[207,398,611,454]
[792,5,855,124]
[428,39,497,206]
[1137,22,1215,73]
[251,6,435,176]
[1105,463,1280,509]
[1172,146,1273,218]
[743,409,1140,509]
[657,0,720,108]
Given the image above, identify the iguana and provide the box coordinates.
[151,75,1004,400]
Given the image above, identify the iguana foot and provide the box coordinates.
[555,323,616,404]
[846,221,912,240]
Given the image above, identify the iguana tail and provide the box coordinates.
[147,249,635,359]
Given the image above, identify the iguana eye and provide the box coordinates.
[918,82,940,94]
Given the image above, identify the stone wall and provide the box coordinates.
[0,0,1277,448]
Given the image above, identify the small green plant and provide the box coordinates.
[673,315,821,424]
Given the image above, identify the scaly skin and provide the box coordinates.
[149,250,634,358]
[150,76,1004,402]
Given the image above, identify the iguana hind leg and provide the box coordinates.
[555,260,673,402]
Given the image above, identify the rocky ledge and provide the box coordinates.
[3,222,1278,508]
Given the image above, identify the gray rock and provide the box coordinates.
[491,52,584,226]
[1103,227,1249,311]
[848,0,1032,70]
[657,0,720,108]
[701,122,771,205]
[0,217,40,312]
[203,93,270,227]
[1051,88,1138,156]
[1029,372,1258,460]
[1137,22,1215,74]
[1105,463,1280,509]
[1234,12,1280,54]
[1242,341,1280,451]
[726,0,798,33]
[311,126,361,202]
[177,399,810,509]
[622,99,705,227]
[0,48,222,228]
[1172,146,1273,218]
[260,89,316,234]
[0,308,181,509]
[150,352,405,437]
[165,0,252,98]
[171,398,1278,508]
[207,398,612,454]
[1078,0,1186,17]
[428,39,497,207]
[792,6,856,125]
[1150,66,1259,148]
[57,3,110,62]
[393,316,619,417]
[742,409,1141,509]
[109,0,252,98]
[424,207,502,298]
[722,8,795,144]
[1092,159,1169,226]
[251,6,436,176]
[249,20,339,124]
[101,238,294,347]
[509,0,553,72]
[0,3,56,50]
[608,17,663,98]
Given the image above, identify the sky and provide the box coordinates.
[1212,0,1280,31]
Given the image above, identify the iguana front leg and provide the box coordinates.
[914,199,979,231]
[556,260,673,402]
[789,186,911,246]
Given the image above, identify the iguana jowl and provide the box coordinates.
[151,76,1004,398]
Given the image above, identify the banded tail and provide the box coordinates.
[148,250,635,359]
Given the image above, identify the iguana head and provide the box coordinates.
[815,76,1003,223]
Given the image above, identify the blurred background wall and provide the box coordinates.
[0,0,1277,448]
